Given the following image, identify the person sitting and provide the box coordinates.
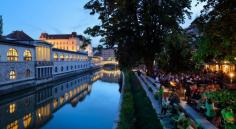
[161,98,169,115]
[192,90,201,100]
[205,99,216,120]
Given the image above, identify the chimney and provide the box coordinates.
[71,32,77,37]
[40,32,48,39]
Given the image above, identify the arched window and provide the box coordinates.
[9,70,16,80]
[54,53,58,61]
[25,69,31,77]
[23,113,32,128]
[60,54,64,61]
[69,55,73,61]
[78,55,80,61]
[24,50,32,61]
[6,120,18,129]
[65,55,69,61]
[7,48,18,61]
[55,67,58,73]
[61,66,64,72]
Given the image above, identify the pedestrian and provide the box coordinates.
[161,98,168,115]
[159,85,164,106]
[205,99,216,121]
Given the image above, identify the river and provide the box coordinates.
[0,69,121,129]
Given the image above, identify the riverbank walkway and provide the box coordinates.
[135,72,174,129]
[135,72,218,129]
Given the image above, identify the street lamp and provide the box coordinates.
[229,72,234,83]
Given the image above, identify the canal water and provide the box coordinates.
[0,69,121,129]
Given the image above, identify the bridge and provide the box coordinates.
[101,60,119,65]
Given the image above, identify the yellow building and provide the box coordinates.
[39,32,84,52]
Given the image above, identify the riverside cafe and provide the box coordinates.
[202,61,236,128]
[204,61,236,89]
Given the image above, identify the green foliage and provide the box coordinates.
[156,32,193,72]
[205,90,236,110]
[84,0,192,73]
[131,73,163,129]
[117,72,135,129]
[118,71,163,129]
[194,0,236,64]
[97,45,103,52]
[80,37,92,49]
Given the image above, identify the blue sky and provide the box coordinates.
[0,0,205,47]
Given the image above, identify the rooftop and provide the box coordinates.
[5,30,34,41]
[40,32,84,40]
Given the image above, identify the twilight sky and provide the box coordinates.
[0,0,205,47]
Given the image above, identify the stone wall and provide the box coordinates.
[0,62,35,85]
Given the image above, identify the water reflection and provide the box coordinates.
[0,69,120,129]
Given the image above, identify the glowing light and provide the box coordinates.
[170,81,177,87]
[229,72,234,78]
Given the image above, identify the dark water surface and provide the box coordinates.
[0,69,121,129]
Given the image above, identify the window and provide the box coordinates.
[71,66,73,70]
[54,53,58,61]
[25,69,31,77]
[23,113,32,128]
[9,70,16,80]
[9,103,16,113]
[55,88,58,93]
[6,120,18,129]
[61,66,63,72]
[65,55,69,61]
[24,50,32,61]
[67,66,69,71]
[55,67,58,73]
[7,48,18,61]
[60,54,64,61]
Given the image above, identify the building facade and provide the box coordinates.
[39,32,93,57]
[0,31,91,88]
[52,48,90,77]
[0,40,36,86]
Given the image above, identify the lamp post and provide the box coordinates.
[229,72,234,83]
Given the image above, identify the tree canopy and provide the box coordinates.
[194,0,236,64]
[84,0,192,74]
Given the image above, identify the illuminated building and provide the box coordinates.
[0,31,91,89]
[204,61,235,74]
[39,32,93,57]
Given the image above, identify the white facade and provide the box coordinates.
[0,40,36,85]
[0,39,91,87]
[52,49,90,76]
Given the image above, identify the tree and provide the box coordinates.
[157,32,192,72]
[84,0,142,69]
[97,44,103,52]
[194,0,236,63]
[137,0,191,74]
[84,0,192,74]
[81,37,91,49]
